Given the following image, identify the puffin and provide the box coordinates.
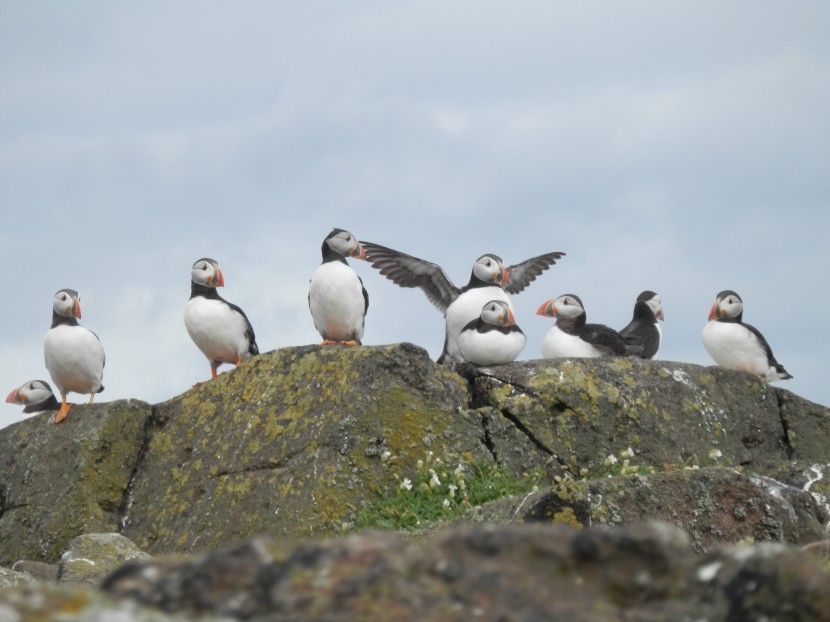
[701,290,792,382]
[359,240,564,363]
[6,380,60,415]
[308,228,369,345]
[43,288,106,423]
[457,300,527,366]
[184,258,259,381]
[618,290,664,359]
[536,293,638,358]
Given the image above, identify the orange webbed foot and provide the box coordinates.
[54,402,72,424]
[320,339,360,346]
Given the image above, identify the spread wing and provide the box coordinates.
[360,241,461,313]
[504,251,566,294]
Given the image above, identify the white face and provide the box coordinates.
[553,294,585,319]
[473,255,506,285]
[480,300,511,326]
[52,289,79,318]
[717,293,743,319]
[647,294,664,321]
[191,258,221,287]
[327,230,359,256]
[17,380,53,405]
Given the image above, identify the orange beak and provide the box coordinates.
[501,266,509,284]
[506,308,517,326]
[73,300,82,319]
[352,243,367,260]
[708,303,717,321]
[6,388,20,404]
[656,309,665,321]
[536,300,555,317]
[214,268,225,287]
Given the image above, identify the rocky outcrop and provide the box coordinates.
[58,533,152,587]
[0,523,827,621]
[1,344,828,567]
[1,343,829,620]
[463,467,830,552]
[459,357,830,479]
[121,343,493,554]
[0,399,152,565]
[85,523,830,621]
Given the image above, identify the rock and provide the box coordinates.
[99,522,830,622]
[457,358,830,477]
[0,583,225,621]
[459,466,830,552]
[0,399,153,566]
[0,565,35,589]
[121,344,491,554]
[10,560,58,582]
[1,346,829,567]
[58,533,153,587]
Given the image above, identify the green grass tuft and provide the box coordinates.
[356,455,539,531]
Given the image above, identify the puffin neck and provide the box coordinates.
[555,314,586,334]
[191,281,223,300]
[51,312,79,329]
[321,245,348,264]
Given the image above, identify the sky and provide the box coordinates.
[1,2,829,429]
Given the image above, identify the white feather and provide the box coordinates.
[443,287,511,363]
[541,325,603,358]
[309,261,366,342]
[44,325,105,395]
[458,326,525,365]
[185,297,252,364]
[701,320,783,381]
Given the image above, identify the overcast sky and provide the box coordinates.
[2,2,828,429]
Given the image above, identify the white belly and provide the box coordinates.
[185,297,251,364]
[443,287,511,363]
[44,325,105,395]
[309,262,366,342]
[541,325,602,358]
[701,321,771,378]
[458,328,526,365]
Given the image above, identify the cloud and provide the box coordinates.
[2,2,829,429]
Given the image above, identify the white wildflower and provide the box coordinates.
[381,450,392,461]
[708,449,723,460]
[429,469,441,488]
[400,478,413,491]
[604,454,618,466]
[625,447,635,457]
[443,498,451,509]
[448,484,458,498]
